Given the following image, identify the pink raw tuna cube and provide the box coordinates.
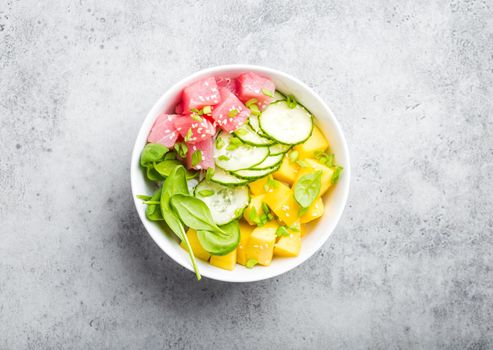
[147,113,179,147]
[211,88,249,132]
[216,77,238,95]
[174,115,216,144]
[237,72,275,110]
[182,77,221,113]
[175,103,183,115]
[185,137,214,170]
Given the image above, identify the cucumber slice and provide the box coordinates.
[251,154,283,170]
[234,124,274,146]
[259,101,313,145]
[232,165,280,180]
[248,115,270,137]
[214,132,269,171]
[268,143,291,155]
[194,180,250,225]
[210,167,249,186]
[273,90,286,102]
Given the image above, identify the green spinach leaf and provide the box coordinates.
[170,194,226,235]
[197,220,240,256]
[145,187,163,221]
[331,166,343,184]
[293,170,322,208]
[160,166,201,280]
[146,165,165,182]
[154,160,181,177]
[140,143,168,167]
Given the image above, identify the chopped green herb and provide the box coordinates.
[249,206,258,223]
[263,176,278,192]
[289,150,299,163]
[191,150,202,167]
[226,143,240,151]
[184,128,193,142]
[245,98,258,107]
[198,189,214,197]
[202,105,212,114]
[246,258,258,269]
[191,113,202,122]
[215,137,225,149]
[261,88,273,97]
[230,137,242,145]
[276,226,290,237]
[174,142,188,158]
[205,167,215,181]
[249,104,261,116]
[315,151,334,167]
[261,202,270,216]
[288,224,300,232]
[218,155,230,161]
[286,94,297,109]
[190,108,199,113]
[228,109,239,117]
[234,207,243,217]
[298,207,309,217]
[331,166,343,184]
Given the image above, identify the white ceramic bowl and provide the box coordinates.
[130,65,350,282]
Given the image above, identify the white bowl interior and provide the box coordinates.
[130,65,350,282]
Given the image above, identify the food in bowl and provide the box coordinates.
[137,72,343,280]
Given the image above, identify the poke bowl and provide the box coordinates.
[130,64,350,282]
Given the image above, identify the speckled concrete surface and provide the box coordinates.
[1,1,492,349]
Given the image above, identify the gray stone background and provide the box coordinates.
[1,0,492,349]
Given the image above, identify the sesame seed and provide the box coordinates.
[285,213,290,217]
[177,127,182,131]
[165,129,170,133]
[199,96,205,101]
[204,81,209,86]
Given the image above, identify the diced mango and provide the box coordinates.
[237,222,255,266]
[300,197,324,223]
[273,154,300,184]
[295,159,334,195]
[300,224,307,237]
[245,222,277,266]
[274,231,301,257]
[243,194,266,225]
[180,228,211,261]
[294,126,329,159]
[263,181,300,226]
[210,249,237,271]
[248,177,269,196]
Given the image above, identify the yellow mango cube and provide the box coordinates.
[273,154,300,185]
[274,231,301,257]
[263,181,300,226]
[248,177,269,196]
[243,194,266,225]
[294,126,329,159]
[210,249,237,271]
[300,197,324,223]
[180,228,211,261]
[237,222,255,266]
[295,159,334,195]
[300,224,307,237]
[245,222,278,266]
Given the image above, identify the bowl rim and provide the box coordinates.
[130,64,350,282]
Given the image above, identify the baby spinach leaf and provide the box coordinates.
[170,194,225,235]
[160,166,201,280]
[197,220,240,256]
[140,143,168,167]
[164,152,177,160]
[145,187,163,221]
[246,258,258,268]
[154,160,181,177]
[294,170,322,208]
[146,165,166,182]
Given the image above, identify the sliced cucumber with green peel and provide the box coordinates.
[210,167,249,186]
[251,154,283,170]
[259,101,313,145]
[214,131,269,171]
[272,90,286,102]
[268,143,291,155]
[232,165,280,180]
[234,124,274,146]
[194,180,250,225]
[248,115,270,137]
